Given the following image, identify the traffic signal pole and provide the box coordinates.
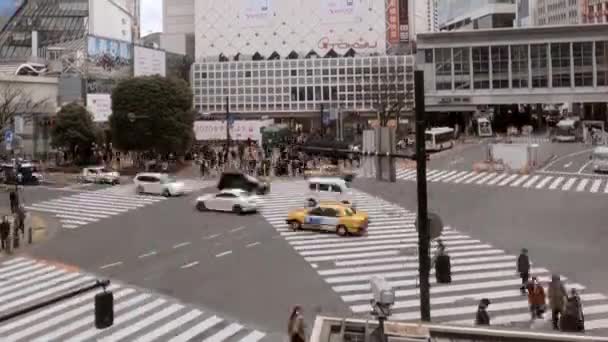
[414,70,431,322]
[225,96,231,164]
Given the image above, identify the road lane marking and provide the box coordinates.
[535,176,553,189]
[509,175,530,187]
[311,263,318,269]
[486,173,508,185]
[431,170,458,182]
[590,179,602,193]
[564,162,572,168]
[497,174,518,186]
[463,172,487,184]
[549,176,565,190]
[576,178,590,192]
[215,250,232,258]
[452,172,477,184]
[180,261,199,269]
[230,226,245,233]
[99,261,123,269]
[561,177,577,191]
[475,173,496,185]
[246,242,261,248]
[541,148,593,171]
[426,170,448,181]
[522,175,540,188]
[138,251,157,259]
[204,234,220,240]
[578,160,593,174]
[172,242,191,249]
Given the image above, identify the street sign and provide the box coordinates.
[227,114,235,127]
[415,212,444,240]
[4,130,13,143]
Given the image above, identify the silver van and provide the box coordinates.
[306,177,355,207]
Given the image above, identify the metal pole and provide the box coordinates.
[225,96,231,165]
[414,70,431,322]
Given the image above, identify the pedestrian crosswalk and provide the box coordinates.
[259,181,608,330]
[24,190,166,230]
[95,179,216,196]
[395,168,608,196]
[0,257,266,341]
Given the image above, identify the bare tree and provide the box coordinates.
[0,81,49,141]
[372,75,413,131]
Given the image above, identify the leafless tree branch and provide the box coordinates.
[0,81,49,139]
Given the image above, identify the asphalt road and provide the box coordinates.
[26,185,348,334]
[539,144,600,175]
[353,177,608,299]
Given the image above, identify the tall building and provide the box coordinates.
[161,0,195,56]
[534,0,582,25]
[438,0,516,31]
[583,0,608,23]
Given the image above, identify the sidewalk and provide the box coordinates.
[0,209,57,257]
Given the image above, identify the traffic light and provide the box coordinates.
[95,290,114,329]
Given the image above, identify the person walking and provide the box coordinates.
[9,191,18,214]
[548,274,568,330]
[16,205,25,237]
[288,305,306,342]
[561,288,585,332]
[475,298,491,326]
[527,277,546,320]
[0,216,9,251]
[517,248,530,294]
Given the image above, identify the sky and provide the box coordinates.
[140,0,163,35]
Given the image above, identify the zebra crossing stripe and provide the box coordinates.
[452,172,477,184]
[576,178,590,192]
[442,171,469,183]
[131,310,203,342]
[522,175,540,188]
[590,179,602,193]
[535,176,553,189]
[498,174,519,186]
[562,177,577,191]
[475,173,496,185]
[166,315,223,342]
[427,170,449,181]
[509,175,530,187]
[205,323,244,342]
[432,170,458,182]
[463,172,487,184]
[549,176,565,190]
[486,173,508,185]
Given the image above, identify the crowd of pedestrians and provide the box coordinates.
[476,248,585,332]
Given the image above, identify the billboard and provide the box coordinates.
[323,0,355,16]
[87,94,112,122]
[386,0,399,44]
[134,46,166,77]
[194,120,274,142]
[87,35,132,79]
[0,0,23,29]
[89,0,133,42]
[241,0,271,19]
[398,0,408,42]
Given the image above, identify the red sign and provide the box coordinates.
[387,0,400,44]
[317,37,378,50]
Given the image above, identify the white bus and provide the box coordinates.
[425,127,455,152]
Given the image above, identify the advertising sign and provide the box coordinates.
[241,0,271,20]
[134,46,166,77]
[398,0,409,42]
[386,0,400,44]
[323,0,355,16]
[194,120,274,142]
[87,35,132,79]
[87,93,112,122]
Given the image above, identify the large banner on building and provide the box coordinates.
[87,35,132,79]
[386,0,400,44]
[134,46,166,77]
[398,0,409,42]
[86,93,112,122]
[323,0,355,16]
[194,120,274,142]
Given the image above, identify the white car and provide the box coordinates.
[79,166,120,185]
[196,189,260,214]
[133,173,185,197]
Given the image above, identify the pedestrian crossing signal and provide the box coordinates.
[95,291,114,329]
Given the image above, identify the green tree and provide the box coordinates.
[109,76,194,156]
[51,103,97,163]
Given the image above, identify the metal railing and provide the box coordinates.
[310,316,608,342]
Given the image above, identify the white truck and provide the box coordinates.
[78,166,121,185]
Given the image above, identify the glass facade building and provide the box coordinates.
[192,56,415,115]
[0,0,88,60]
[423,40,608,92]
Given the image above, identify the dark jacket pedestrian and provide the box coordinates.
[0,216,9,250]
[517,248,530,293]
[561,289,584,332]
[548,274,568,329]
[475,298,491,325]
[288,305,306,342]
[9,191,17,213]
[527,277,546,319]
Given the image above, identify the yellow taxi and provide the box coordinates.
[286,203,369,236]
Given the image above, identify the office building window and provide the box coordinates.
[511,45,528,88]
[573,42,593,87]
[453,47,470,89]
[491,45,509,89]
[596,41,608,86]
[434,48,452,90]
[472,46,490,89]
[531,44,548,88]
[551,42,571,88]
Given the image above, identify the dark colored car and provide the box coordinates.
[1,162,43,185]
[218,170,270,195]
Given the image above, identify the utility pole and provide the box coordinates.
[414,70,431,322]
[225,96,231,164]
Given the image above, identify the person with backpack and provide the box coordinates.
[475,298,491,326]
[548,274,568,330]
[517,248,530,294]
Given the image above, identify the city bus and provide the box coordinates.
[425,127,455,152]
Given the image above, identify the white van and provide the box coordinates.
[306,177,355,207]
[592,146,608,173]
